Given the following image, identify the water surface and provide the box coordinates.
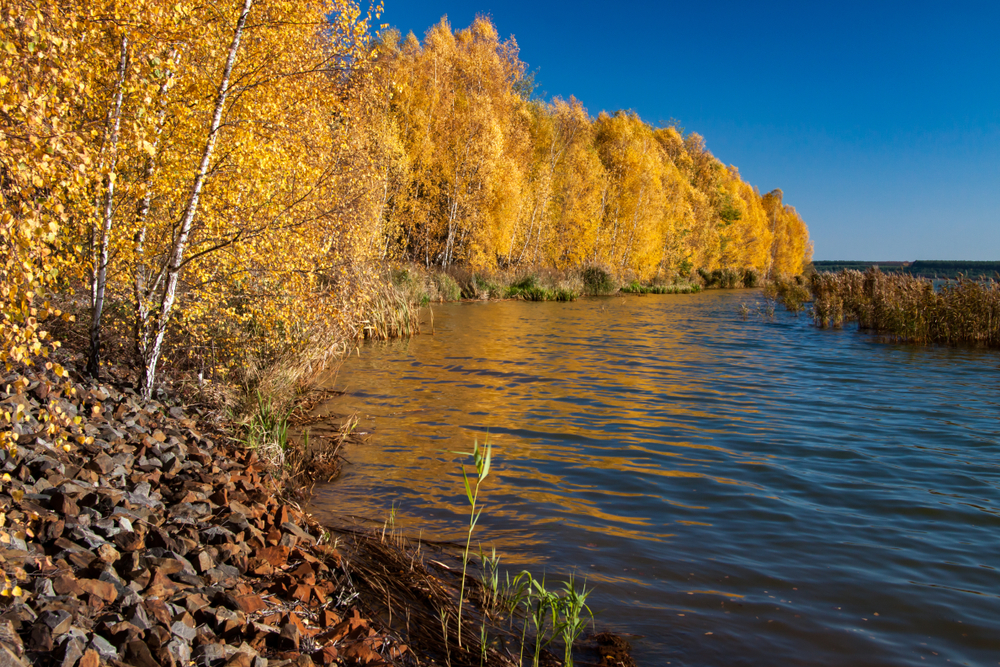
[308,291,1000,666]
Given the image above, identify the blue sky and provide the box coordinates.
[378,0,1000,261]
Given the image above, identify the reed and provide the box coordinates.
[810,268,1000,346]
[454,437,493,648]
[621,280,701,295]
[765,276,811,313]
[361,279,420,340]
[696,267,760,289]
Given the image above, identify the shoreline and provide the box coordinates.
[0,359,636,667]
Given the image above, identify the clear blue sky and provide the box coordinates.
[378,0,1000,261]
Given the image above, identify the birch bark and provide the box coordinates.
[139,0,253,398]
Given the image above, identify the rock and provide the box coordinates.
[0,645,29,667]
[0,621,23,656]
[96,543,120,564]
[87,634,118,660]
[225,653,254,667]
[38,610,72,636]
[77,578,117,603]
[124,639,161,667]
[170,620,197,643]
[77,650,99,667]
[58,637,85,667]
[193,642,226,666]
[233,595,266,614]
[277,623,300,652]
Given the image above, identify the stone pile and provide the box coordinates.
[0,378,406,667]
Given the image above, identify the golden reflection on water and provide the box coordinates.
[311,294,773,549]
[307,291,1000,666]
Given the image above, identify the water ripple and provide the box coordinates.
[308,291,1000,666]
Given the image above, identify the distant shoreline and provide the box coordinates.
[812,260,1000,280]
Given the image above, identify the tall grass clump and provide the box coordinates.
[621,280,701,295]
[765,275,811,314]
[362,280,420,340]
[503,274,578,301]
[811,268,1000,346]
[581,266,616,295]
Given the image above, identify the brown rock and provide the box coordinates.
[195,551,215,573]
[96,543,120,564]
[315,646,338,665]
[29,625,53,653]
[78,578,117,603]
[291,585,312,603]
[84,453,115,475]
[50,493,80,517]
[52,574,81,596]
[289,563,315,585]
[78,649,100,667]
[256,546,289,568]
[124,640,161,667]
[143,599,173,627]
[224,652,254,667]
[320,610,341,628]
[184,593,210,614]
[343,641,380,665]
[234,595,267,615]
[43,519,65,543]
[114,530,145,552]
[145,569,179,597]
[278,623,300,652]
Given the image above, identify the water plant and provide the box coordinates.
[810,268,1000,346]
[765,276,810,313]
[453,436,493,647]
[558,573,594,667]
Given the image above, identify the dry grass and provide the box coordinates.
[810,268,1000,346]
[342,530,522,666]
[360,279,421,340]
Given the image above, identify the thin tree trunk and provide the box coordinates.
[87,34,129,378]
[139,0,253,398]
[134,49,178,361]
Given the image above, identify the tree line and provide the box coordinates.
[2,4,812,408]
[368,17,812,281]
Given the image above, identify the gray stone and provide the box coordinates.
[201,526,234,545]
[87,634,118,660]
[39,610,71,636]
[193,642,226,666]
[170,620,196,643]
[70,526,107,549]
[166,639,191,666]
[58,637,85,667]
[34,577,55,598]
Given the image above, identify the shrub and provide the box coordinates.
[581,266,616,295]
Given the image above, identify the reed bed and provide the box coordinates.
[361,280,421,340]
[697,267,761,289]
[621,280,701,295]
[810,268,1000,346]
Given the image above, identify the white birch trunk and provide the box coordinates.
[87,34,129,378]
[140,0,253,398]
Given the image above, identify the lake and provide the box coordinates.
[307,290,1000,666]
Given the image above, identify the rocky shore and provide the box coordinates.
[0,373,405,667]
